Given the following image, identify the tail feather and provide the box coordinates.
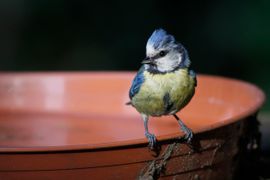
[125,101,132,106]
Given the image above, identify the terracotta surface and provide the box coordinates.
[0,72,265,179]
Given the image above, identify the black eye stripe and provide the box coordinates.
[159,50,167,57]
[151,50,168,60]
[159,51,164,57]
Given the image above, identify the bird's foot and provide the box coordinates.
[145,132,157,149]
[181,126,193,143]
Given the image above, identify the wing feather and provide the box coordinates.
[129,66,145,99]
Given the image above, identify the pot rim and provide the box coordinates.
[0,72,266,153]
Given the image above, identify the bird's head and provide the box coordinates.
[142,28,190,73]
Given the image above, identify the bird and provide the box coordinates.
[127,28,197,149]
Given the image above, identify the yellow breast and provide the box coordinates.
[132,68,196,116]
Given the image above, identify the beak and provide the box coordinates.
[141,57,154,65]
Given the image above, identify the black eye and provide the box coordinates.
[159,51,166,57]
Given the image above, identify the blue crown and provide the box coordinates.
[147,28,176,49]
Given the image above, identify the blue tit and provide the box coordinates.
[127,28,197,149]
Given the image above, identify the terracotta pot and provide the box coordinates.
[0,72,265,180]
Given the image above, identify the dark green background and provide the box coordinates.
[0,0,269,110]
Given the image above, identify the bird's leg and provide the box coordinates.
[142,114,157,149]
[173,114,193,143]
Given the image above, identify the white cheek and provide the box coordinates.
[179,54,182,63]
[170,53,182,64]
[156,53,182,72]
[156,57,174,71]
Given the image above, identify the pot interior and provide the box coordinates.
[0,73,265,151]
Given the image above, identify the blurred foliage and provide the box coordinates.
[0,0,269,110]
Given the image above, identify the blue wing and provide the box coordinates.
[189,69,197,87]
[129,66,145,99]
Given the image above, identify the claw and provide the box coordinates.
[183,126,193,143]
[145,132,157,149]
[173,114,193,143]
